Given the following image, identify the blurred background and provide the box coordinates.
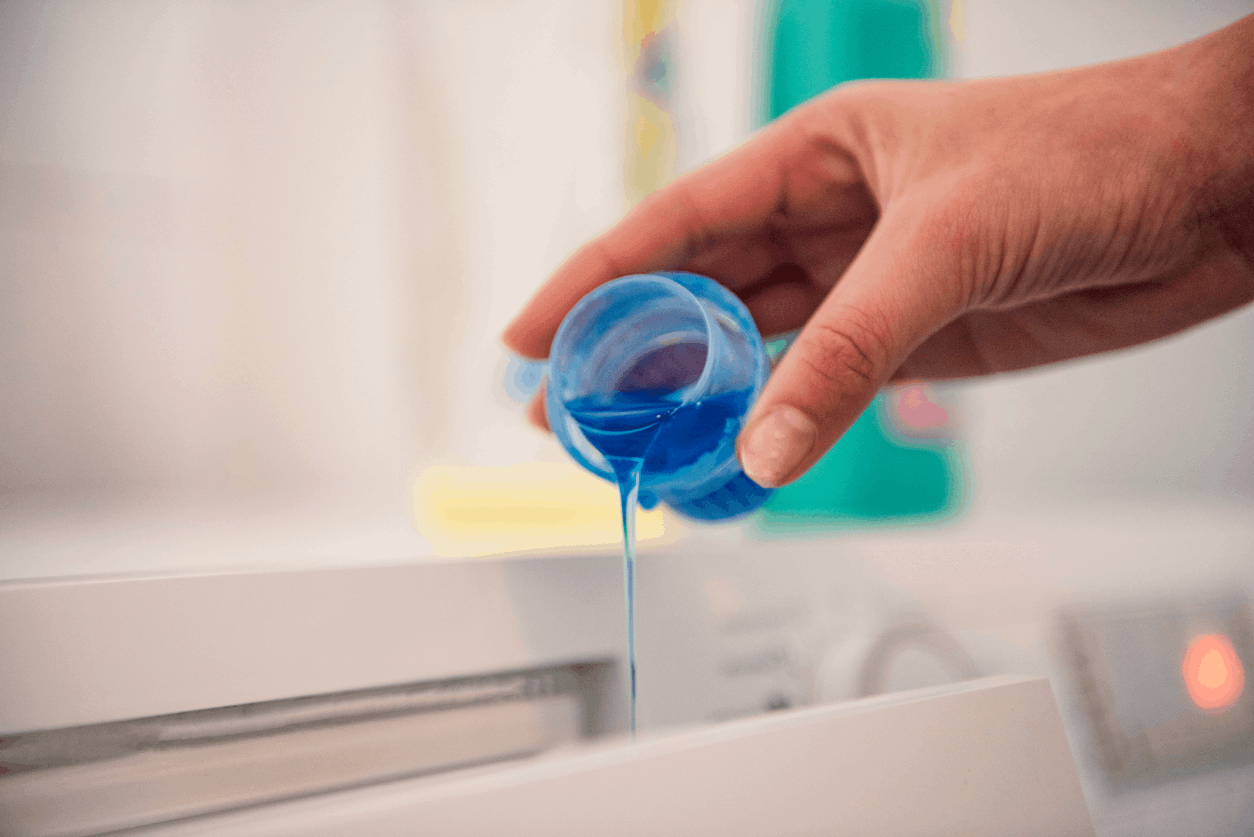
[2,0,1252,574]
[2,2,1254,835]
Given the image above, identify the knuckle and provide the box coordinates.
[672,182,718,261]
[787,99,839,151]
[795,315,885,393]
[583,238,628,281]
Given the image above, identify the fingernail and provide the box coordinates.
[738,406,817,488]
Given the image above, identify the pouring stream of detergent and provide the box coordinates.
[565,390,678,736]
[565,340,705,736]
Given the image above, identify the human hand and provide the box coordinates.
[504,15,1254,488]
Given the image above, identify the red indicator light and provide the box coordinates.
[1183,633,1245,715]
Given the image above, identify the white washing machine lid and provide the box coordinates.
[133,675,1094,837]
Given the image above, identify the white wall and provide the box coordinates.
[1,1,421,500]
[0,1,625,509]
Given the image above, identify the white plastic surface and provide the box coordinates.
[0,555,621,732]
[126,676,1095,837]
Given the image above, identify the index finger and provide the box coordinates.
[501,107,863,359]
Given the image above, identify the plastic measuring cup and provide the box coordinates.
[547,271,773,521]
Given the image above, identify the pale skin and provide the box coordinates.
[504,15,1254,489]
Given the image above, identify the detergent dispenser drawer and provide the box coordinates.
[0,661,613,837]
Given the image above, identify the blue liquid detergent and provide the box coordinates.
[566,383,755,736]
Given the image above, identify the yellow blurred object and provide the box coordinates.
[625,94,677,203]
[414,462,673,558]
[948,0,965,46]
[623,0,676,66]
[622,0,678,206]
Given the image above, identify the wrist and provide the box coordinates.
[1167,15,1254,270]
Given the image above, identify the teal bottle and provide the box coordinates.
[761,0,942,124]
[756,0,965,530]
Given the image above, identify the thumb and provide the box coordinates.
[736,207,962,488]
